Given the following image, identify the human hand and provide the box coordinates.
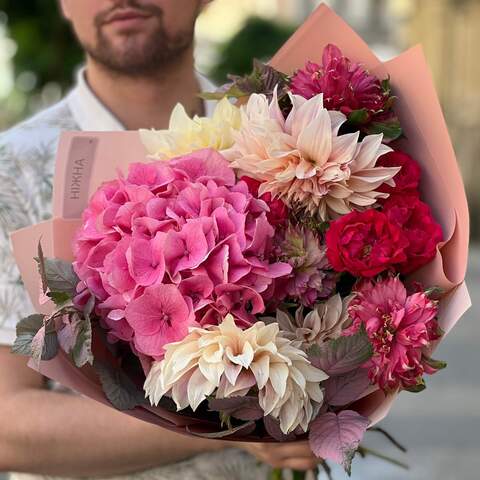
[238,440,321,471]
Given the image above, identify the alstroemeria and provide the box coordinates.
[145,314,329,434]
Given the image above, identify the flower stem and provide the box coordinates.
[270,468,283,480]
[369,426,407,453]
[358,446,409,470]
[292,470,307,480]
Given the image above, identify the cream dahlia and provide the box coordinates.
[144,314,328,434]
[274,294,353,348]
[225,90,400,220]
[140,98,241,159]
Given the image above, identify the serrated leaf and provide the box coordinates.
[43,258,79,295]
[36,241,48,294]
[94,360,146,410]
[308,330,373,376]
[208,396,264,421]
[30,324,59,368]
[324,368,371,406]
[309,410,369,475]
[12,314,45,356]
[47,291,72,307]
[57,312,93,367]
[72,315,93,367]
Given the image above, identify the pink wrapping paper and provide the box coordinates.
[10,3,471,435]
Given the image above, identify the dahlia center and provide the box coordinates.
[372,312,396,354]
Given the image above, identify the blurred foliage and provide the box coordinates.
[0,0,83,93]
[209,16,294,84]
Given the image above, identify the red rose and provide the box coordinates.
[326,209,408,278]
[241,176,288,226]
[383,194,443,274]
[377,151,421,196]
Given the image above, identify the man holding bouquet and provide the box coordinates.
[0,0,321,478]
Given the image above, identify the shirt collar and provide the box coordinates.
[66,67,218,131]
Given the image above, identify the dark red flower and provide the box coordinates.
[241,176,288,226]
[382,194,443,274]
[377,151,421,196]
[326,209,408,278]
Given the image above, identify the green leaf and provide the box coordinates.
[365,119,403,141]
[292,470,307,480]
[381,77,392,95]
[307,328,373,376]
[12,314,45,356]
[72,315,93,367]
[30,324,59,367]
[35,241,48,294]
[404,379,426,393]
[424,357,447,370]
[198,84,248,101]
[424,286,444,299]
[47,291,72,307]
[94,360,146,410]
[348,109,369,126]
[43,258,79,295]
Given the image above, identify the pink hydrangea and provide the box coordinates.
[344,277,441,391]
[73,148,291,358]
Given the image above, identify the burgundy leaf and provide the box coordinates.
[324,369,371,406]
[264,415,297,442]
[308,329,372,376]
[208,396,264,421]
[309,410,369,475]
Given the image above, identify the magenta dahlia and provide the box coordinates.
[345,277,442,391]
[290,44,396,127]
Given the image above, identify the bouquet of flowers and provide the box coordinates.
[11,4,470,478]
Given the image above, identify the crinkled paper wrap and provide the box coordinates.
[10,3,471,439]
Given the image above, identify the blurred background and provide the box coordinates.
[0,0,478,479]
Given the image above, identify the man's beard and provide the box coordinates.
[82,0,195,77]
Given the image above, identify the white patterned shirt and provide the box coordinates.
[0,69,216,345]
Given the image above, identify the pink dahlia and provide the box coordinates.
[290,44,392,117]
[73,148,291,358]
[345,277,442,391]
